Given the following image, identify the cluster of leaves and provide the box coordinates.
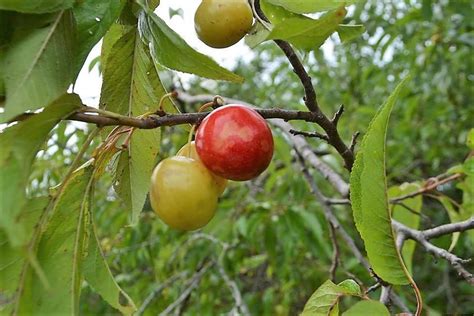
[0,0,473,315]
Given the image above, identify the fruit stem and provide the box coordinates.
[198,101,215,113]
[158,91,178,114]
[186,125,197,158]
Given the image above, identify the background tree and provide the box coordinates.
[0,0,473,315]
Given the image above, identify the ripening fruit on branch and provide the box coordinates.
[150,156,219,231]
[177,141,227,195]
[194,0,253,48]
[195,104,274,181]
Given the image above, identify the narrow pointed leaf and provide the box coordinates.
[101,24,129,71]
[437,196,461,251]
[350,77,411,285]
[263,2,346,50]
[83,219,136,315]
[138,11,243,83]
[100,27,162,224]
[0,94,81,246]
[1,11,75,122]
[14,167,93,315]
[458,150,474,245]
[72,0,126,77]
[0,197,48,302]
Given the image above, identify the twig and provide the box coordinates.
[289,129,329,142]
[70,108,332,129]
[215,261,250,316]
[158,261,214,316]
[273,119,349,197]
[326,198,351,205]
[393,219,474,284]
[328,223,340,281]
[422,217,474,240]
[366,282,382,294]
[380,286,392,307]
[295,149,369,272]
[331,105,344,126]
[349,131,360,153]
[273,41,355,169]
[390,173,462,203]
[136,272,188,316]
[274,40,319,113]
[167,232,229,267]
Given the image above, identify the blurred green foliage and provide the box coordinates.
[24,0,473,315]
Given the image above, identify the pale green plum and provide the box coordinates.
[150,156,219,231]
[194,0,253,48]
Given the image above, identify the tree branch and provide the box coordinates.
[272,40,355,170]
[136,271,188,316]
[274,40,319,113]
[289,129,329,142]
[215,261,250,316]
[393,218,474,284]
[328,222,341,281]
[68,107,328,129]
[422,217,474,240]
[158,260,214,316]
[295,149,369,271]
[273,119,349,197]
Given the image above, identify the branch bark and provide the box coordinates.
[272,120,349,197]
[158,261,214,316]
[393,218,474,284]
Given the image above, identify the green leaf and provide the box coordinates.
[100,27,162,224]
[337,279,361,295]
[349,77,411,285]
[1,10,76,123]
[337,24,365,43]
[301,279,361,316]
[13,166,93,315]
[240,254,268,271]
[265,0,358,14]
[467,128,474,150]
[72,0,126,77]
[388,183,422,275]
[342,300,390,316]
[0,11,8,97]
[457,156,474,245]
[0,94,81,246]
[263,2,347,50]
[101,24,129,71]
[83,218,136,315]
[137,10,244,83]
[0,0,74,13]
[0,197,48,297]
[437,196,464,251]
[245,21,271,48]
